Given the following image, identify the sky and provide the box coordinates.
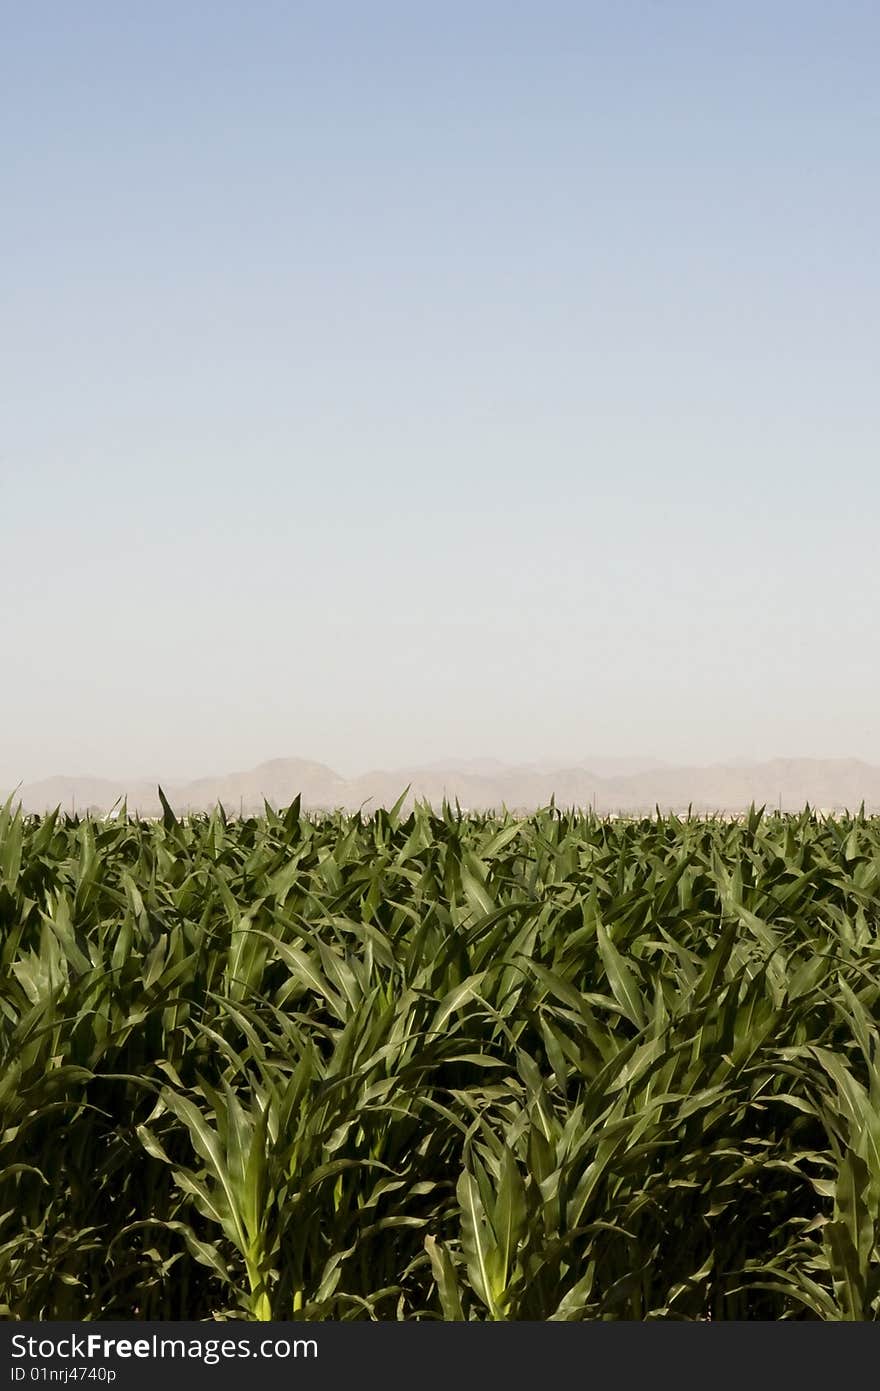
[2,1,879,784]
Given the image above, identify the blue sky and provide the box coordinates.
[3,2,878,782]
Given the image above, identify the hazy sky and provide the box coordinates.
[3,1,878,784]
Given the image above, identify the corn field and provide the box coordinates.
[3,792,880,1319]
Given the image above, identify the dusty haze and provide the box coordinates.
[7,755,880,817]
[4,7,878,787]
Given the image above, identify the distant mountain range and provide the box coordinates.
[6,755,880,816]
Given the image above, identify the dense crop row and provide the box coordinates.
[2,794,880,1319]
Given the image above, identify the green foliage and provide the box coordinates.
[2,794,880,1318]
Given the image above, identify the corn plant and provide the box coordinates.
[2,794,880,1317]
